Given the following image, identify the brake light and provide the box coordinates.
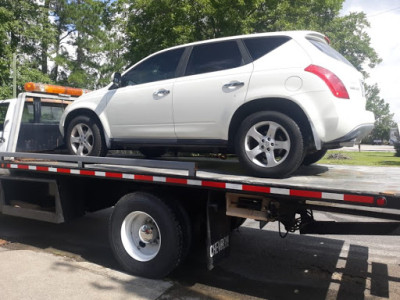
[305,65,349,99]
[24,82,90,97]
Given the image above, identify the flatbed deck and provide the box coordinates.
[1,152,399,210]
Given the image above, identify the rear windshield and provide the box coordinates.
[243,36,291,61]
[307,38,353,67]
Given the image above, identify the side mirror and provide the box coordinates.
[112,72,122,87]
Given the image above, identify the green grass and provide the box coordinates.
[319,151,400,167]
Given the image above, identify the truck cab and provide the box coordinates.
[0,83,85,153]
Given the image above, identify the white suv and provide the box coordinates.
[59,31,374,178]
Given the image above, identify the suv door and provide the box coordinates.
[173,40,253,141]
[104,48,184,140]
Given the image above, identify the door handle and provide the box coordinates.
[153,89,170,98]
[223,81,245,90]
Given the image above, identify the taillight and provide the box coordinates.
[305,65,349,99]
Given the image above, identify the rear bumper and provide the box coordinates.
[324,123,374,149]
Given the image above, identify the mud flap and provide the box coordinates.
[206,191,231,270]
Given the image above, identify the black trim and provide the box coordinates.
[176,46,192,77]
[237,39,253,64]
[110,138,228,149]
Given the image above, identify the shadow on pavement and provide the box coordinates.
[0,210,398,299]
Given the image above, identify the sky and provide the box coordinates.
[341,0,400,123]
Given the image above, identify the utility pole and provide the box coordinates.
[12,53,17,98]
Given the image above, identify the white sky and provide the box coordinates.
[341,0,400,123]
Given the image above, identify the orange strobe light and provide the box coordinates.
[24,82,90,97]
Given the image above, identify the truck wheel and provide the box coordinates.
[302,149,328,166]
[236,111,304,178]
[109,192,183,279]
[66,115,107,156]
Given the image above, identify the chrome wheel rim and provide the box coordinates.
[70,123,94,156]
[244,121,291,168]
[120,211,161,262]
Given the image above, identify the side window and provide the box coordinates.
[121,48,184,87]
[185,41,244,76]
[0,103,9,130]
[243,36,291,61]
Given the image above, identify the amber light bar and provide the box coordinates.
[24,82,90,97]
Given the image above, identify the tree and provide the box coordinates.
[122,0,381,75]
[47,0,128,89]
[364,84,395,143]
[325,12,381,76]
[0,0,53,98]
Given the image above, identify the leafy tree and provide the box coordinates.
[326,12,381,76]
[0,0,53,98]
[48,0,127,89]
[122,0,381,75]
[48,0,110,88]
[364,84,396,143]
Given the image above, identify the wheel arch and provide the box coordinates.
[228,98,319,151]
[64,108,111,148]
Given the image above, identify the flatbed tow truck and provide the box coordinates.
[0,83,400,279]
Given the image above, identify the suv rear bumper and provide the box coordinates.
[324,123,374,149]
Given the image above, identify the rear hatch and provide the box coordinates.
[304,32,366,107]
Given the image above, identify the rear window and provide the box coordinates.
[40,103,65,123]
[243,36,291,61]
[307,38,353,67]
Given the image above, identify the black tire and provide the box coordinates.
[235,111,304,178]
[302,149,328,166]
[109,192,183,279]
[169,200,192,262]
[66,115,107,156]
[139,147,167,158]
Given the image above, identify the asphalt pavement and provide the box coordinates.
[0,145,399,299]
[1,209,400,300]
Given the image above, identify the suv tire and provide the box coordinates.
[236,111,304,178]
[302,149,328,166]
[66,115,107,157]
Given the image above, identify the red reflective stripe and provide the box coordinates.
[37,166,49,172]
[344,194,374,204]
[135,175,153,182]
[105,172,123,178]
[202,181,226,188]
[290,189,322,198]
[166,177,187,184]
[243,185,271,193]
[0,162,380,207]
[80,170,95,176]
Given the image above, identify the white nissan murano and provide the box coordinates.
[60,31,375,178]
